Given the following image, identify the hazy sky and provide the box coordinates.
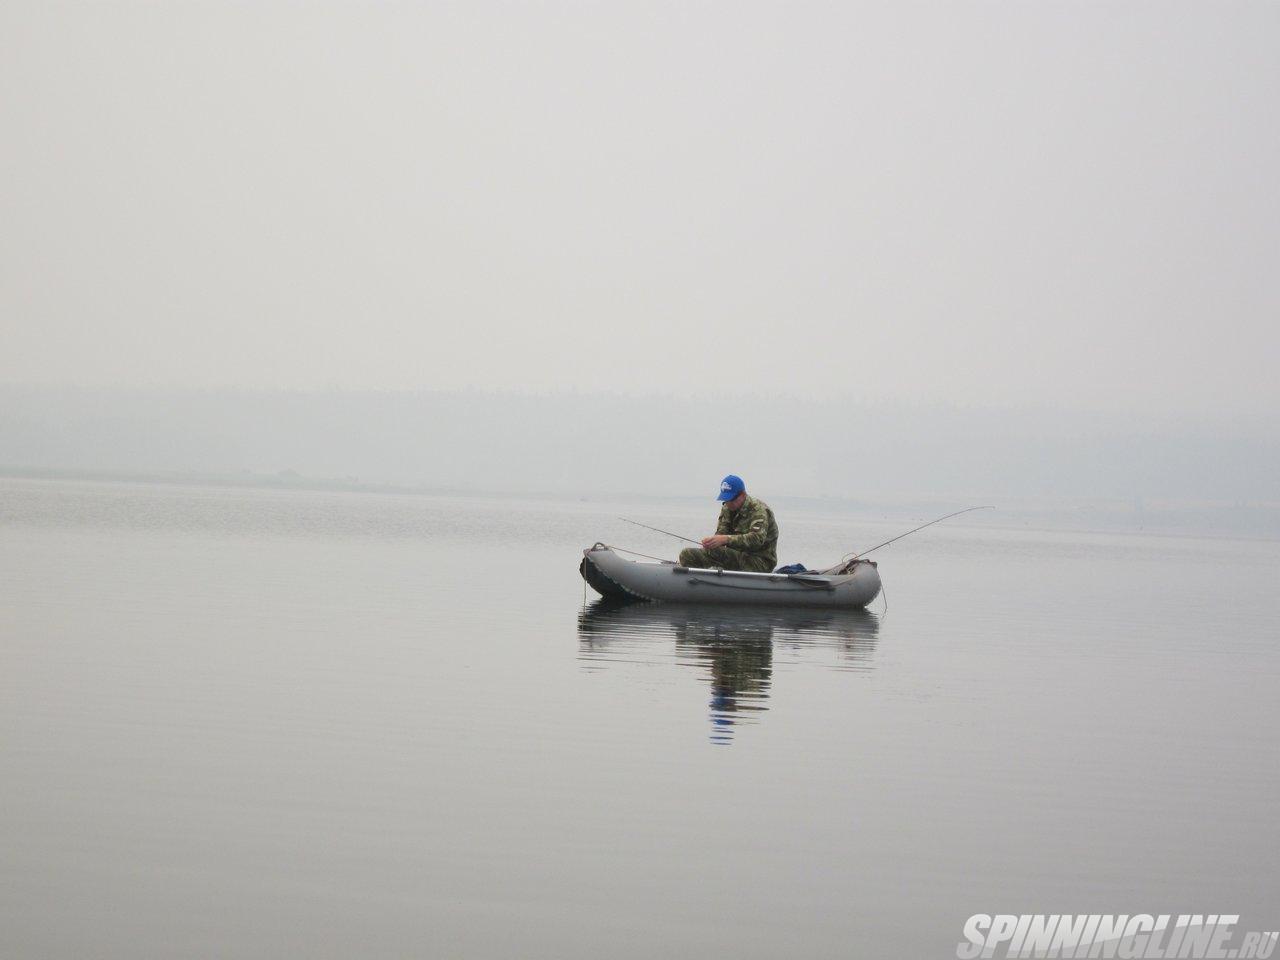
[3,1,1277,418]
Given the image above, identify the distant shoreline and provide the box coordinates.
[4,466,1276,544]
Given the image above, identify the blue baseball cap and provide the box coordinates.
[716,474,745,502]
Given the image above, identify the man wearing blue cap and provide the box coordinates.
[678,475,779,572]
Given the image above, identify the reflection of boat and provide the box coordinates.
[578,599,880,650]
[577,600,880,743]
[581,544,882,609]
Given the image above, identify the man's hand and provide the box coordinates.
[701,534,731,550]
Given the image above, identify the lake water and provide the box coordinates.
[2,477,1277,958]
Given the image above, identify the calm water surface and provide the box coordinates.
[2,478,1277,958]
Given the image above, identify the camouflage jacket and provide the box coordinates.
[715,495,779,568]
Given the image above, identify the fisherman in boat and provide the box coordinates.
[677,475,779,573]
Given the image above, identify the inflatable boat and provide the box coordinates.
[580,543,882,610]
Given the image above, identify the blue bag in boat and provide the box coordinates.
[775,563,809,574]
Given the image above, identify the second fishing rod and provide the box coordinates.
[619,505,994,559]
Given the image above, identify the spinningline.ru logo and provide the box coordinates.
[956,915,1278,959]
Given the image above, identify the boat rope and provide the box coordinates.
[687,576,833,592]
[603,543,677,564]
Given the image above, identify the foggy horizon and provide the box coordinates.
[3,384,1276,539]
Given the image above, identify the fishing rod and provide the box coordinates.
[618,517,702,545]
[847,505,994,560]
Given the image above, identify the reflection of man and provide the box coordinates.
[678,474,778,572]
[674,618,774,745]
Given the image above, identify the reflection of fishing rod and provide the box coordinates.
[848,505,994,560]
[619,517,701,545]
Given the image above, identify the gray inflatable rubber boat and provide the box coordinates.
[580,543,882,609]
